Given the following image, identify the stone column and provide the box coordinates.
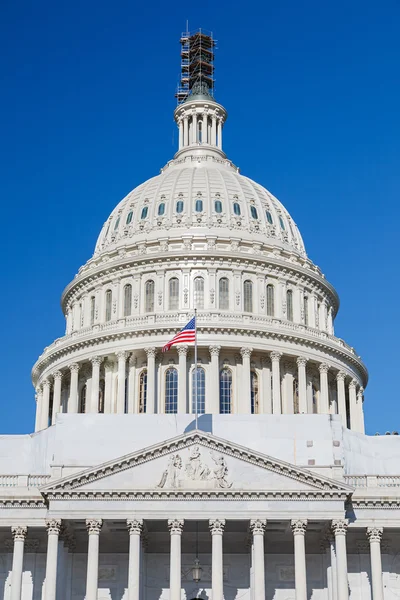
[35,387,43,432]
[44,519,62,600]
[202,111,208,144]
[336,371,347,426]
[291,519,308,600]
[127,519,143,600]
[90,357,102,413]
[367,527,384,600]
[85,519,102,600]
[250,520,266,600]
[177,345,188,414]
[261,357,272,413]
[328,532,338,600]
[296,357,308,414]
[40,379,51,430]
[183,117,189,147]
[68,363,80,413]
[349,380,358,431]
[210,519,225,600]
[357,387,365,434]
[116,351,127,414]
[10,526,27,600]
[192,112,197,144]
[178,119,183,149]
[51,371,62,424]
[127,355,137,413]
[319,363,330,413]
[217,119,222,149]
[332,520,348,600]
[145,348,156,413]
[209,346,221,414]
[240,347,252,413]
[211,115,217,145]
[168,519,184,600]
[271,352,282,414]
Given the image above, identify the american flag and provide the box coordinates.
[162,316,196,352]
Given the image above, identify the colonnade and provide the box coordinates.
[6,519,386,600]
[177,110,224,151]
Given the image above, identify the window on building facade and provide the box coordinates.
[145,280,155,312]
[303,295,309,326]
[124,284,132,317]
[220,367,232,414]
[165,368,178,413]
[90,296,96,325]
[126,211,133,225]
[266,210,273,224]
[139,370,147,413]
[250,370,259,414]
[169,277,179,310]
[219,277,229,310]
[293,378,299,414]
[195,199,203,212]
[141,206,148,219]
[98,379,105,414]
[114,216,120,231]
[312,385,318,414]
[266,284,275,316]
[194,277,205,309]
[243,280,253,312]
[233,202,241,216]
[105,289,112,322]
[192,367,205,414]
[176,201,184,213]
[158,203,165,216]
[286,289,293,321]
[250,206,258,219]
[215,200,223,213]
[279,216,286,230]
[79,385,86,414]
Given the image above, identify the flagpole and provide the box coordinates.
[194,308,198,430]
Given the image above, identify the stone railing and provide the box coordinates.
[0,475,51,488]
[344,475,400,488]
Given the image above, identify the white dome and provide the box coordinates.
[94,158,306,257]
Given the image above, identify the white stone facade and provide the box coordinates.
[1,65,399,600]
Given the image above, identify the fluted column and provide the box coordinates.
[183,117,189,147]
[178,119,183,149]
[202,112,208,144]
[336,371,347,426]
[332,520,348,600]
[319,363,330,413]
[192,112,197,144]
[44,519,62,600]
[52,372,62,424]
[168,519,184,600]
[291,519,307,600]
[271,351,282,414]
[177,345,188,413]
[210,519,225,600]
[145,348,156,413]
[240,347,252,413]
[35,387,43,432]
[217,118,222,149]
[209,346,221,414]
[127,519,143,600]
[10,526,27,600]
[367,527,384,600]
[357,387,365,433]
[349,380,358,431]
[68,363,80,413]
[90,357,102,413]
[85,519,102,600]
[250,520,266,600]
[296,357,308,414]
[40,379,51,430]
[127,355,137,413]
[261,357,272,413]
[211,115,217,146]
[116,351,127,414]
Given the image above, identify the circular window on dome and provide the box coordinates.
[114,216,120,230]
[141,206,148,220]
[266,210,273,224]
[279,216,286,230]
[250,206,258,219]
[195,199,203,212]
[233,202,241,216]
[126,211,133,225]
[215,200,223,213]
[176,200,184,214]
[158,203,165,216]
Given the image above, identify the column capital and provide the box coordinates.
[319,363,330,374]
[209,519,225,535]
[116,350,127,361]
[331,519,348,535]
[357,387,364,399]
[86,519,102,534]
[45,519,62,535]
[291,519,307,535]
[127,519,144,535]
[42,378,51,390]
[349,379,357,390]
[53,371,62,381]
[240,347,253,359]
[367,526,383,543]
[69,363,80,374]
[336,370,346,382]
[11,526,27,541]
[168,519,184,534]
[176,345,189,357]
[90,356,103,367]
[145,347,157,359]
[250,519,266,535]
[209,345,221,358]
[270,351,282,363]
[296,357,308,368]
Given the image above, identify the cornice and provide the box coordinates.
[0,498,46,508]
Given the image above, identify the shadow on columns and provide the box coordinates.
[184,414,213,434]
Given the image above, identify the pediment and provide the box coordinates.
[41,431,352,501]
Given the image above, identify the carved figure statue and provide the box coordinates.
[185,445,211,481]
[157,454,182,489]
[211,452,232,488]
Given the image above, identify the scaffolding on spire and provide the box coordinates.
[176,28,216,104]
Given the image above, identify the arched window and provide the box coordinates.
[312,385,319,414]
[215,200,223,213]
[194,277,204,309]
[220,368,232,414]
[266,284,275,316]
[233,202,241,216]
[98,379,105,414]
[250,371,259,414]
[145,280,155,312]
[79,385,86,414]
[286,289,293,322]
[195,199,203,212]
[158,203,165,216]
[266,210,273,224]
[176,200,184,214]
[219,278,229,310]
[114,216,120,231]
[126,211,133,225]
[124,284,132,317]
[303,295,309,326]
[105,289,112,322]
[192,367,205,414]
[90,296,96,326]
[293,378,299,414]
[139,370,147,413]
[141,206,148,219]
[165,368,178,413]
[250,206,258,219]
[169,277,179,310]
[279,216,286,230]
[243,280,253,312]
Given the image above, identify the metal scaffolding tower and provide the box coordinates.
[176,28,216,104]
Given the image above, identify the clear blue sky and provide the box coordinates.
[1,0,399,435]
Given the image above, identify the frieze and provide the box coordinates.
[157,446,232,490]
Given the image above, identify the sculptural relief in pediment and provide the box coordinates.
[157,445,231,489]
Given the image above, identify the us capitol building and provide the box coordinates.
[1,30,400,600]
